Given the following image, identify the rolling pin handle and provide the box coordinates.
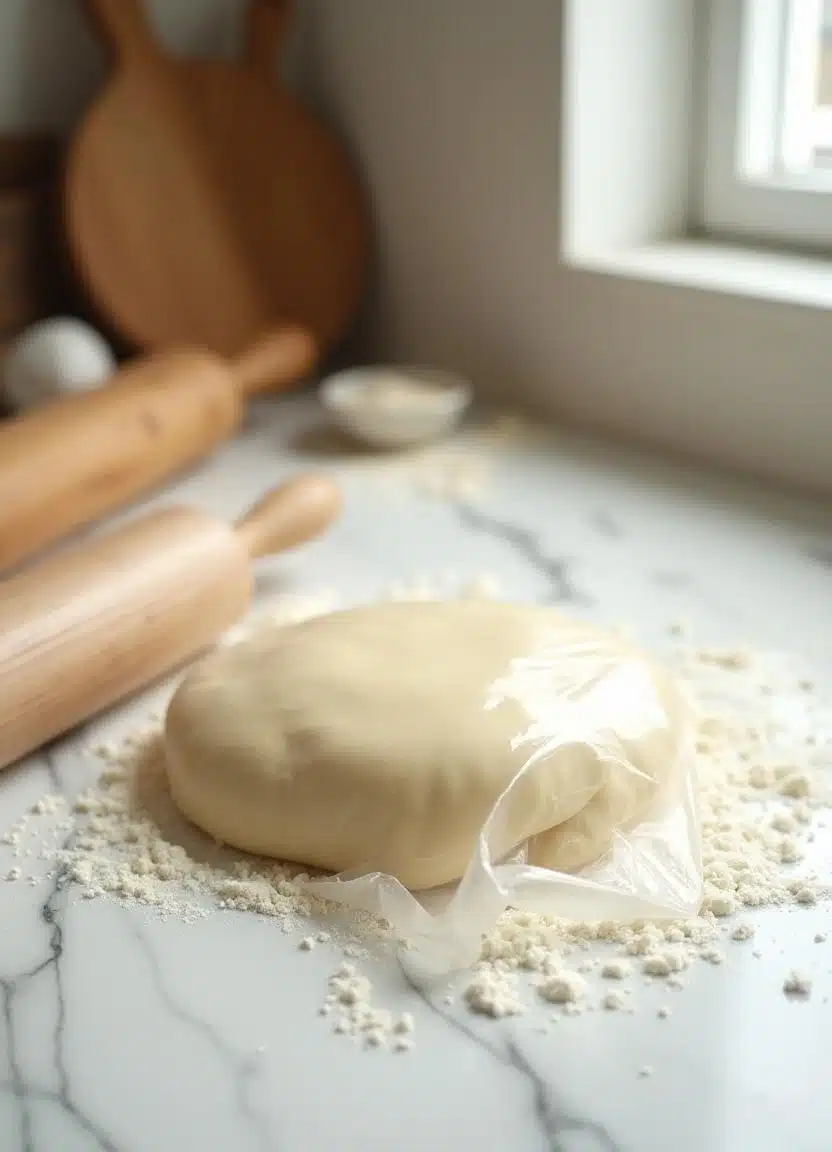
[234,474,342,560]
[233,326,318,397]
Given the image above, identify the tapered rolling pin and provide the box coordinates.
[0,472,341,771]
[0,327,317,573]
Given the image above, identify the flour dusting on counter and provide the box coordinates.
[2,582,831,1056]
[333,409,538,501]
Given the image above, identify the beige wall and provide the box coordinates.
[306,0,832,494]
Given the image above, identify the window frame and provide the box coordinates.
[699,0,832,250]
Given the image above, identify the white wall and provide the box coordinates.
[0,0,307,130]
[306,0,832,494]
[563,0,696,256]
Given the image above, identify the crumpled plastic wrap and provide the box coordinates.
[308,629,703,974]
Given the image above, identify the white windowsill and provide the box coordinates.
[569,240,832,311]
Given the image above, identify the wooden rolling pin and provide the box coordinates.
[0,327,317,573]
[0,472,341,771]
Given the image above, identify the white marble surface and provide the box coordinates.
[1,395,831,1152]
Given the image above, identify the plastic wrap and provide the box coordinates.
[308,627,703,974]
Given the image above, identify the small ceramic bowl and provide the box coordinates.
[320,365,473,449]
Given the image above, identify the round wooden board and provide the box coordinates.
[64,1,370,360]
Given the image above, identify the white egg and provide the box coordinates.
[2,318,116,411]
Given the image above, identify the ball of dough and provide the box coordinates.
[164,601,688,890]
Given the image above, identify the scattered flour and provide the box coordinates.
[539,971,587,1005]
[319,961,416,1049]
[32,794,63,816]
[643,952,689,978]
[336,410,537,503]
[601,991,629,1012]
[779,773,811,800]
[393,1012,415,1035]
[782,971,812,998]
[1,589,830,1059]
[460,638,830,1017]
[706,894,736,917]
[464,969,524,1018]
[601,960,631,980]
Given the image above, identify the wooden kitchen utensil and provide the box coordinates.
[65,0,369,360]
[0,327,316,573]
[0,472,342,772]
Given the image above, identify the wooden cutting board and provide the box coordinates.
[65,0,370,360]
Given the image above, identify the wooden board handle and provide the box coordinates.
[235,473,342,559]
[246,0,293,75]
[84,0,161,65]
[233,325,318,397]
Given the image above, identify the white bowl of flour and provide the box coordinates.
[320,365,472,448]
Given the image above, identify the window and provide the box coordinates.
[700,0,832,248]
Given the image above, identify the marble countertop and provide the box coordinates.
[1,394,831,1152]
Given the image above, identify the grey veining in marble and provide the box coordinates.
[453,501,589,605]
[400,966,621,1151]
[1,395,831,1152]
[0,859,126,1152]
